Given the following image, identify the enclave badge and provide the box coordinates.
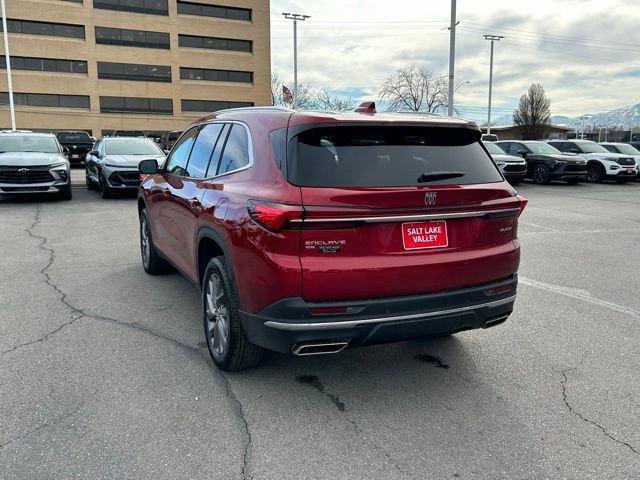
[425,191,437,206]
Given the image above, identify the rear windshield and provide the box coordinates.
[57,132,91,143]
[290,126,502,187]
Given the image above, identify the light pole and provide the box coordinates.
[282,12,310,108]
[447,0,457,117]
[484,35,504,135]
[1,0,16,130]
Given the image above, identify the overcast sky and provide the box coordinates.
[270,0,640,121]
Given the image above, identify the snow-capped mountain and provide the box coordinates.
[486,103,640,128]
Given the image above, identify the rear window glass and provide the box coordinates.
[57,132,91,143]
[290,126,501,187]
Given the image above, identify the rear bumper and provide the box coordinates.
[239,275,518,353]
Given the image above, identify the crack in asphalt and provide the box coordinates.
[561,354,639,456]
[4,207,255,479]
[296,375,406,476]
[0,402,85,450]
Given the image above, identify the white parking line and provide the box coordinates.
[520,277,640,319]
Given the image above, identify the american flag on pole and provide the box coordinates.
[282,85,294,105]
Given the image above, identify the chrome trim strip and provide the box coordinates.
[289,208,518,224]
[264,295,516,331]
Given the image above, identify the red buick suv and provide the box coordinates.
[138,104,527,371]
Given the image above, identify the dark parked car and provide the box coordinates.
[0,131,71,200]
[137,104,527,371]
[495,140,587,184]
[483,142,527,185]
[160,130,182,152]
[112,130,146,138]
[86,137,165,198]
[55,131,94,166]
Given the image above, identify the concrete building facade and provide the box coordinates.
[0,0,271,136]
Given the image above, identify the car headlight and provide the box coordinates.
[496,162,506,167]
[49,162,68,169]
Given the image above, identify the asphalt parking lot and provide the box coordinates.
[1,171,639,479]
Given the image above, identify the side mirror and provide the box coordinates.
[90,136,96,143]
[89,150,99,157]
[139,158,160,175]
[62,146,70,155]
[517,150,527,156]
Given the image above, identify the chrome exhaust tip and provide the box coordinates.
[482,315,509,329]
[292,341,349,356]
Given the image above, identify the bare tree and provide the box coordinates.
[379,66,449,113]
[311,88,357,111]
[270,73,315,109]
[513,84,551,139]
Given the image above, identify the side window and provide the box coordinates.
[164,127,198,176]
[555,142,569,152]
[185,123,224,178]
[218,124,250,175]
[496,142,509,153]
[206,124,230,177]
[508,143,521,155]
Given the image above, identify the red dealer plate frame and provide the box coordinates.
[402,221,449,250]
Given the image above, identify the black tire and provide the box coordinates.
[586,163,604,183]
[532,164,552,185]
[139,209,172,275]
[59,183,72,201]
[202,256,263,371]
[566,178,580,185]
[99,173,112,199]
[86,170,96,190]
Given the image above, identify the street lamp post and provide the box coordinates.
[447,0,457,117]
[282,12,310,108]
[1,0,16,130]
[484,35,504,135]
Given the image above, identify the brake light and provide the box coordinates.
[248,201,304,232]
[516,194,528,216]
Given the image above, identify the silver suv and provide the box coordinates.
[0,131,71,200]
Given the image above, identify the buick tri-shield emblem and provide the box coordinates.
[425,192,437,206]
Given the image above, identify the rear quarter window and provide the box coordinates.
[288,126,502,187]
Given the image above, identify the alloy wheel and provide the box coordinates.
[533,165,549,184]
[140,215,151,268]
[586,165,601,183]
[206,273,229,357]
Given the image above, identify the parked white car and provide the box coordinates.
[547,139,637,183]
[600,142,640,180]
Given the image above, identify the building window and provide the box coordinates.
[181,99,253,112]
[0,92,90,109]
[98,62,171,82]
[61,0,83,3]
[178,34,251,53]
[177,1,251,21]
[180,67,252,84]
[100,96,173,114]
[95,27,170,49]
[0,56,88,74]
[94,0,169,16]
[0,19,85,39]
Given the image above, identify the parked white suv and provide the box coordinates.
[600,142,640,180]
[547,139,637,183]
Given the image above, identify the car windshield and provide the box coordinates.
[484,142,506,155]
[115,131,145,137]
[0,135,59,154]
[577,142,610,153]
[291,126,502,187]
[611,144,640,155]
[105,138,162,155]
[525,142,561,154]
[57,132,91,143]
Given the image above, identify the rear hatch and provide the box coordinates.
[288,124,522,302]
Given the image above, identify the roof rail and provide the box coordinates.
[212,106,295,115]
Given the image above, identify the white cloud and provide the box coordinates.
[271,0,640,120]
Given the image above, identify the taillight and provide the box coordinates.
[247,200,304,232]
[516,194,528,216]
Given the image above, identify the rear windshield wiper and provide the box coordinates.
[417,171,466,183]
